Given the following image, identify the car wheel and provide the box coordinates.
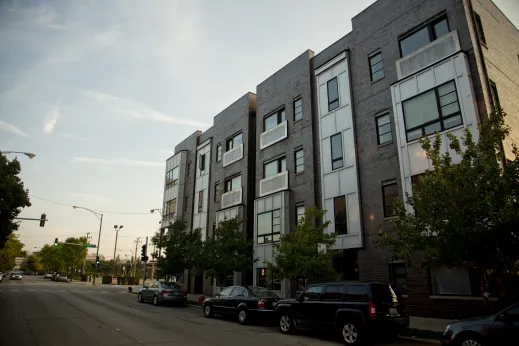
[279,314,294,334]
[153,296,159,306]
[341,321,362,345]
[203,304,213,318]
[138,293,144,303]
[238,308,248,325]
[459,336,485,346]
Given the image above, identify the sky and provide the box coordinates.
[1,0,518,260]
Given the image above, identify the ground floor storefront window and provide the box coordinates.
[257,268,281,290]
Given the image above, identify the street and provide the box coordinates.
[0,276,430,346]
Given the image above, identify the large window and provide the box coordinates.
[383,182,398,217]
[327,77,339,111]
[430,267,471,296]
[489,80,501,110]
[399,16,449,57]
[295,149,304,173]
[187,161,192,177]
[197,191,204,213]
[294,98,303,121]
[474,12,487,46]
[264,156,286,178]
[369,52,384,82]
[226,133,243,151]
[257,268,281,290]
[216,144,222,162]
[376,114,392,145]
[164,199,177,218]
[165,166,179,187]
[390,263,408,295]
[264,109,286,132]
[301,285,324,301]
[214,183,221,203]
[199,154,206,172]
[296,204,305,224]
[330,133,344,170]
[224,175,241,192]
[257,209,281,244]
[334,196,347,234]
[403,81,462,142]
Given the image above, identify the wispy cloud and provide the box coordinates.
[71,193,111,203]
[72,156,163,167]
[0,120,28,137]
[84,90,210,128]
[60,132,86,141]
[44,107,60,134]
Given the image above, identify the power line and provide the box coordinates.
[29,194,156,215]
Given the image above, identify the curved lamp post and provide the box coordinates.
[73,205,103,285]
[112,225,123,279]
[1,151,36,159]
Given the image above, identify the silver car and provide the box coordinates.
[138,281,187,306]
[10,272,22,280]
[56,274,70,282]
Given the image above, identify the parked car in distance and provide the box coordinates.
[43,273,53,279]
[0,273,3,282]
[275,281,409,345]
[56,273,70,282]
[9,272,23,280]
[203,286,280,325]
[138,281,187,306]
[441,302,519,346]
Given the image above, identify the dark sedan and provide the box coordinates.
[202,286,280,325]
[138,281,187,306]
[441,302,519,346]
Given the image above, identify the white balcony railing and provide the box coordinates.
[259,170,288,197]
[260,121,288,150]
[396,30,461,80]
[221,188,243,209]
[223,144,243,167]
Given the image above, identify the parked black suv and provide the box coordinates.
[276,281,409,344]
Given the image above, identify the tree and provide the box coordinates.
[199,217,255,287]
[376,108,519,276]
[27,254,44,272]
[0,154,31,248]
[0,233,24,270]
[39,244,64,272]
[266,207,340,289]
[60,237,88,275]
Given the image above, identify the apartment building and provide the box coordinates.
[161,0,518,317]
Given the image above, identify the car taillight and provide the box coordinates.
[161,290,172,294]
[181,290,187,296]
[368,301,377,318]
[257,298,265,309]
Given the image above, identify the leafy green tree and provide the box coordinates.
[39,244,64,272]
[198,217,255,287]
[0,233,24,270]
[27,254,44,272]
[266,207,340,288]
[376,108,519,276]
[60,237,88,275]
[0,154,31,248]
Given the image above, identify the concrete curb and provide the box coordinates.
[398,336,440,344]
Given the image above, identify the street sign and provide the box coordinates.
[83,244,97,248]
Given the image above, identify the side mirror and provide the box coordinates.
[498,313,507,321]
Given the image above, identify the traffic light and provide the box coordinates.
[40,213,46,227]
[141,244,148,262]
[53,238,58,246]
[95,256,100,266]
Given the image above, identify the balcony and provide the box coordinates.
[259,170,288,197]
[260,121,287,150]
[396,30,461,80]
[221,188,242,209]
[223,144,243,167]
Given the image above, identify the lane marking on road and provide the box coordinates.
[10,289,19,292]
[27,289,35,292]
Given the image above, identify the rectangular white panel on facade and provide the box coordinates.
[347,193,360,235]
[339,168,357,196]
[260,121,287,150]
[433,60,456,86]
[322,139,332,174]
[338,71,350,107]
[319,83,329,116]
[259,170,288,197]
[223,144,243,167]
[323,199,334,233]
[323,173,338,199]
[343,128,355,168]
[321,114,336,139]
[335,105,351,132]
[399,78,418,101]
[417,69,435,93]
[221,188,242,209]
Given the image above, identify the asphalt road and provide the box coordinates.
[0,276,429,346]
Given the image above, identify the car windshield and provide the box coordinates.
[162,283,181,289]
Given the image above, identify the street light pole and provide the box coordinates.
[73,206,103,285]
[112,225,123,279]
[133,237,140,277]
[1,151,36,159]
[82,232,90,274]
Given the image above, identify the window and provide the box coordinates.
[302,285,324,300]
[474,12,486,46]
[294,98,303,121]
[296,204,305,224]
[257,209,281,244]
[264,109,286,132]
[264,156,286,178]
[165,166,179,187]
[224,175,241,192]
[199,154,206,171]
[376,114,392,145]
[219,286,234,296]
[369,52,384,82]
[399,16,450,57]
[322,285,345,301]
[327,77,339,111]
[390,263,408,295]
[489,81,501,110]
[431,267,471,296]
[197,191,204,213]
[184,196,189,212]
[403,80,462,142]
[330,133,343,170]
[346,285,367,302]
[187,161,192,177]
[257,268,281,290]
[226,133,242,151]
[216,144,222,162]
[334,196,347,234]
[231,287,246,297]
[164,199,177,218]
[382,182,398,217]
[295,149,304,173]
[214,183,221,203]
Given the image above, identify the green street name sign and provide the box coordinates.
[83,244,97,248]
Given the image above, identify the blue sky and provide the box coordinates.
[1,0,518,259]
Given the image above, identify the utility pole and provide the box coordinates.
[112,225,123,280]
[151,243,156,280]
[82,232,90,274]
[133,237,140,277]
[142,236,148,286]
